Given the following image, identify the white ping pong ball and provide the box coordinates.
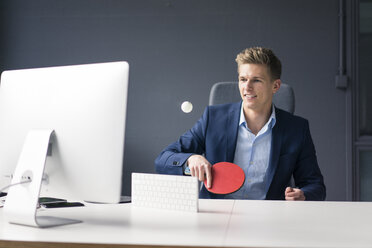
[181,101,193,113]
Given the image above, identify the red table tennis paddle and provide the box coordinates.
[204,162,245,194]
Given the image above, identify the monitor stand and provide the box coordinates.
[4,129,81,228]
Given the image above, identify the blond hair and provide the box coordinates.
[235,47,282,80]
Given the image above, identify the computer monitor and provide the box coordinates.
[0,61,129,227]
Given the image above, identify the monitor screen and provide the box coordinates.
[0,61,129,204]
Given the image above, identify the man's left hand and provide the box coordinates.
[285,187,305,201]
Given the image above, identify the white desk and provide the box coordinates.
[1,199,372,248]
[227,200,372,248]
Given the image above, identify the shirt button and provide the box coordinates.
[250,161,254,165]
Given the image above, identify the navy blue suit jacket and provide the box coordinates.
[155,102,326,201]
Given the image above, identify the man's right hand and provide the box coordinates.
[187,155,212,188]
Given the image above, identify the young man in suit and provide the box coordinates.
[155,47,326,201]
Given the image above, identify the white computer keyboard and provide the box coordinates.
[131,173,199,212]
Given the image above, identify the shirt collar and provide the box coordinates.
[239,104,277,130]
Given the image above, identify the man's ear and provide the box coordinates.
[272,79,281,93]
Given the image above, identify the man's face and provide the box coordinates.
[238,63,280,113]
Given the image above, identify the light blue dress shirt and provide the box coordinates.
[225,105,276,200]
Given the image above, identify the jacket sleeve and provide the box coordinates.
[154,107,209,175]
[294,120,326,201]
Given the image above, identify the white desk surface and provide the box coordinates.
[227,200,372,248]
[1,199,372,248]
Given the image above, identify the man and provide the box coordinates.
[155,47,326,201]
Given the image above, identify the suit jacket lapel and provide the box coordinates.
[226,102,241,162]
[265,108,283,194]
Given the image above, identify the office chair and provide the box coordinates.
[209,81,296,188]
[208,82,295,114]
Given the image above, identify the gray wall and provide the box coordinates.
[0,0,347,200]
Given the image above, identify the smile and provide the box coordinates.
[244,94,257,99]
